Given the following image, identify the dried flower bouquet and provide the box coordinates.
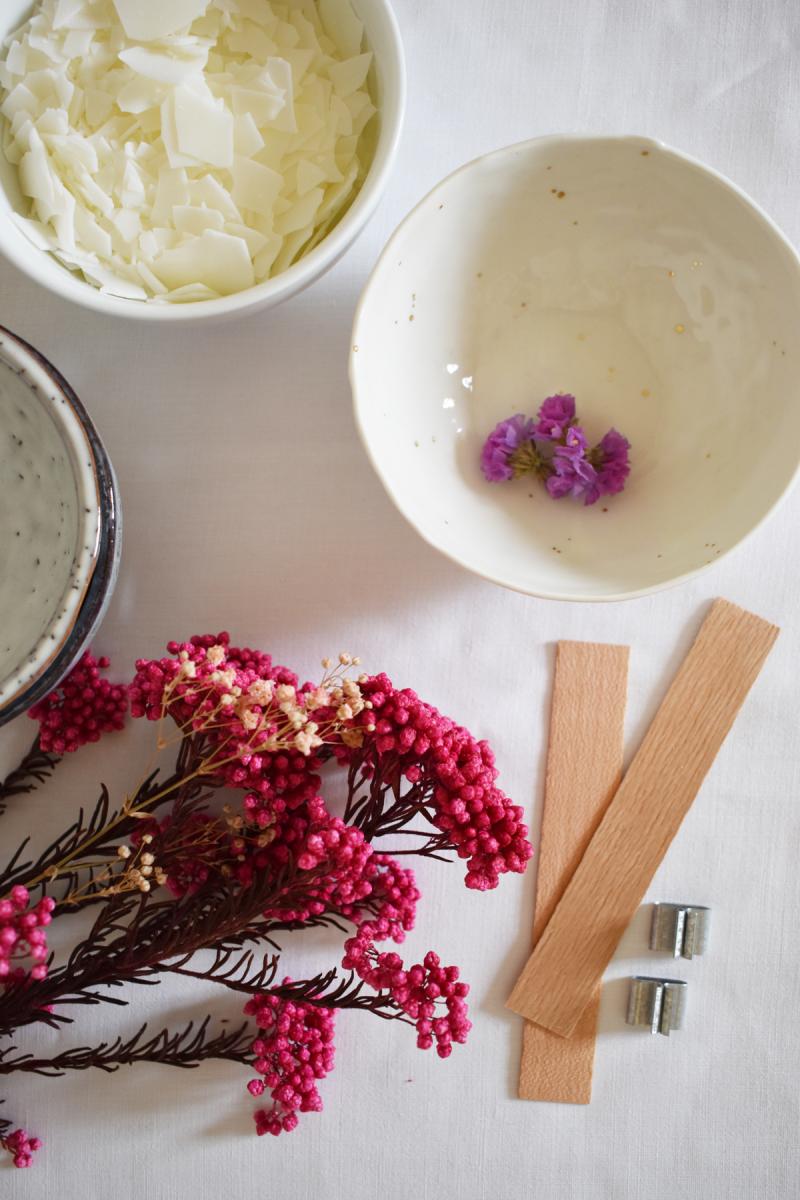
[0,638,531,1166]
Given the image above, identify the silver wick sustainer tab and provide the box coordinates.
[650,902,710,959]
[626,976,688,1036]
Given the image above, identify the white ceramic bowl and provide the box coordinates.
[0,326,121,724]
[0,0,405,323]
[351,135,800,601]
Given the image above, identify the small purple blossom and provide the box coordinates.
[592,428,631,497]
[549,427,631,506]
[558,424,588,457]
[547,431,599,503]
[534,394,576,440]
[480,414,537,481]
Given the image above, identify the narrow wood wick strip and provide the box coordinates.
[519,641,628,1104]
[508,598,779,1039]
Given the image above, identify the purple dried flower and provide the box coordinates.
[548,425,632,506]
[481,399,631,505]
[480,414,538,482]
[534,394,576,441]
[546,428,599,503]
[557,424,588,458]
[592,428,631,497]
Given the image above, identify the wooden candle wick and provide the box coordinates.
[518,641,629,1104]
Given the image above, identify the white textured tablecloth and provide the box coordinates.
[2,1,799,1196]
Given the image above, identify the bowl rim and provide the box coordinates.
[350,132,800,603]
[0,0,407,323]
[0,327,117,718]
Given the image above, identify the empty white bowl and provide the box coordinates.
[0,0,405,323]
[351,135,800,601]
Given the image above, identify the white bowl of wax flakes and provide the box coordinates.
[351,135,800,601]
[0,0,404,320]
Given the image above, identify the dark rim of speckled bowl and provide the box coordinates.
[0,326,121,727]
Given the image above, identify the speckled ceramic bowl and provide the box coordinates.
[0,0,405,323]
[351,135,800,601]
[0,327,121,724]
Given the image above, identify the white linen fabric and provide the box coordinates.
[1,1,799,1196]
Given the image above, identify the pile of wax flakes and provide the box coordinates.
[0,0,376,301]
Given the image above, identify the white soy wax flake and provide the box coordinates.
[62,29,95,58]
[328,52,372,98]
[252,233,282,278]
[0,0,377,303]
[160,91,204,168]
[262,58,297,132]
[36,109,70,137]
[120,159,147,207]
[94,270,149,300]
[319,0,363,57]
[74,204,113,257]
[275,186,323,236]
[111,0,211,42]
[230,85,286,129]
[118,45,208,86]
[109,207,141,244]
[46,132,98,173]
[296,159,327,196]
[172,203,225,235]
[231,156,282,217]
[136,260,168,295]
[115,77,162,115]
[53,0,86,30]
[72,166,115,216]
[173,82,233,167]
[233,112,264,157]
[151,227,254,294]
[284,48,315,85]
[224,221,269,257]
[159,282,220,303]
[84,88,114,126]
[189,174,241,221]
[152,167,189,223]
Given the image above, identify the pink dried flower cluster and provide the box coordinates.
[244,990,336,1136]
[241,796,375,925]
[28,652,128,753]
[361,853,420,941]
[1,1127,42,1168]
[335,675,532,891]
[130,633,295,725]
[130,634,371,778]
[343,931,471,1058]
[0,886,55,988]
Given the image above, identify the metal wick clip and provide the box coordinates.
[626,976,687,1036]
[650,902,710,959]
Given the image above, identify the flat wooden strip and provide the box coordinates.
[520,989,602,1103]
[529,643,630,942]
[507,598,779,1038]
[519,641,628,1104]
